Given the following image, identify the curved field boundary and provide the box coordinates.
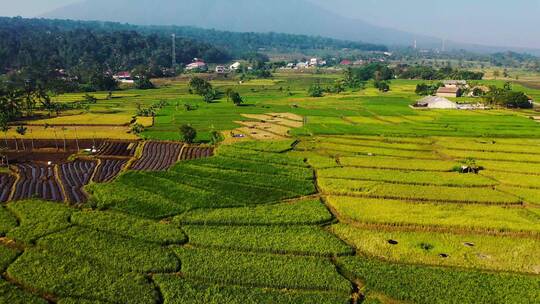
[0,173,16,202]
[11,164,64,202]
[93,158,128,183]
[322,192,522,206]
[179,146,214,161]
[319,176,496,188]
[440,146,540,156]
[58,160,98,204]
[319,186,540,242]
[131,142,183,171]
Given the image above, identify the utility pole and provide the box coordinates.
[171,34,176,68]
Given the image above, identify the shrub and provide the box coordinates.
[180,124,197,143]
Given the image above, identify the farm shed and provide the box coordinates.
[413,96,458,109]
[436,87,462,98]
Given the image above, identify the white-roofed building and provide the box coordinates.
[413,96,458,109]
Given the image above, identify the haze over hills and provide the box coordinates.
[42,0,540,55]
[41,0,437,46]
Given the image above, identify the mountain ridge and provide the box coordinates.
[42,0,540,55]
[42,0,437,46]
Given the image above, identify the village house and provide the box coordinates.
[340,60,352,66]
[286,63,296,69]
[215,65,228,74]
[296,62,309,69]
[113,71,134,83]
[186,59,208,72]
[436,86,462,98]
[229,62,241,71]
[413,96,458,109]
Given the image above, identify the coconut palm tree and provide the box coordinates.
[0,116,10,150]
[61,127,68,151]
[16,125,27,151]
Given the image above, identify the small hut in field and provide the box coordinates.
[412,96,458,109]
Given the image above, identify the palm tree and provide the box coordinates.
[74,127,80,151]
[16,125,27,151]
[41,98,56,117]
[0,117,10,150]
[61,127,68,151]
[0,149,9,167]
[51,127,59,151]
[29,129,35,150]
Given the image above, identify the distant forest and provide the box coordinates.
[0,17,229,74]
[0,17,388,75]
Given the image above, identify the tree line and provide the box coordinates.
[0,17,230,91]
[395,65,484,80]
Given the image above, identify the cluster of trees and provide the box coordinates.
[483,83,532,109]
[396,66,484,80]
[0,17,229,93]
[188,77,244,106]
[236,53,273,79]
[342,64,393,90]
[178,125,223,145]
[415,83,444,96]
[0,78,113,127]
[490,52,540,70]
[348,63,394,82]
[307,64,395,97]
[391,48,540,72]
[136,100,168,117]
[0,81,56,122]
[188,77,220,103]
[225,89,244,106]
[308,82,325,97]
[374,80,390,92]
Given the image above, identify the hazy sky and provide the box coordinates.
[2,0,540,49]
[310,0,540,49]
[0,0,78,16]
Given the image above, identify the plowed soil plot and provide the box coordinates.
[131,142,183,171]
[95,141,138,157]
[6,151,74,163]
[0,174,15,202]
[59,160,97,203]
[3,139,101,152]
[179,146,214,161]
[13,164,64,202]
[93,159,128,183]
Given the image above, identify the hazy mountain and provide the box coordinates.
[43,0,540,55]
[42,0,439,47]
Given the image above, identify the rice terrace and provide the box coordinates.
[1,4,540,304]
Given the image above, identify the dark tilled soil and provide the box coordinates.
[0,174,15,202]
[58,160,97,204]
[179,146,214,161]
[12,163,64,202]
[5,151,74,164]
[95,141,138,157]
[131,142,183,171]
[93,158,128,183]
[1,139,103,152]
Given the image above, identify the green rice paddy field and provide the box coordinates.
[1,73,540,303]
